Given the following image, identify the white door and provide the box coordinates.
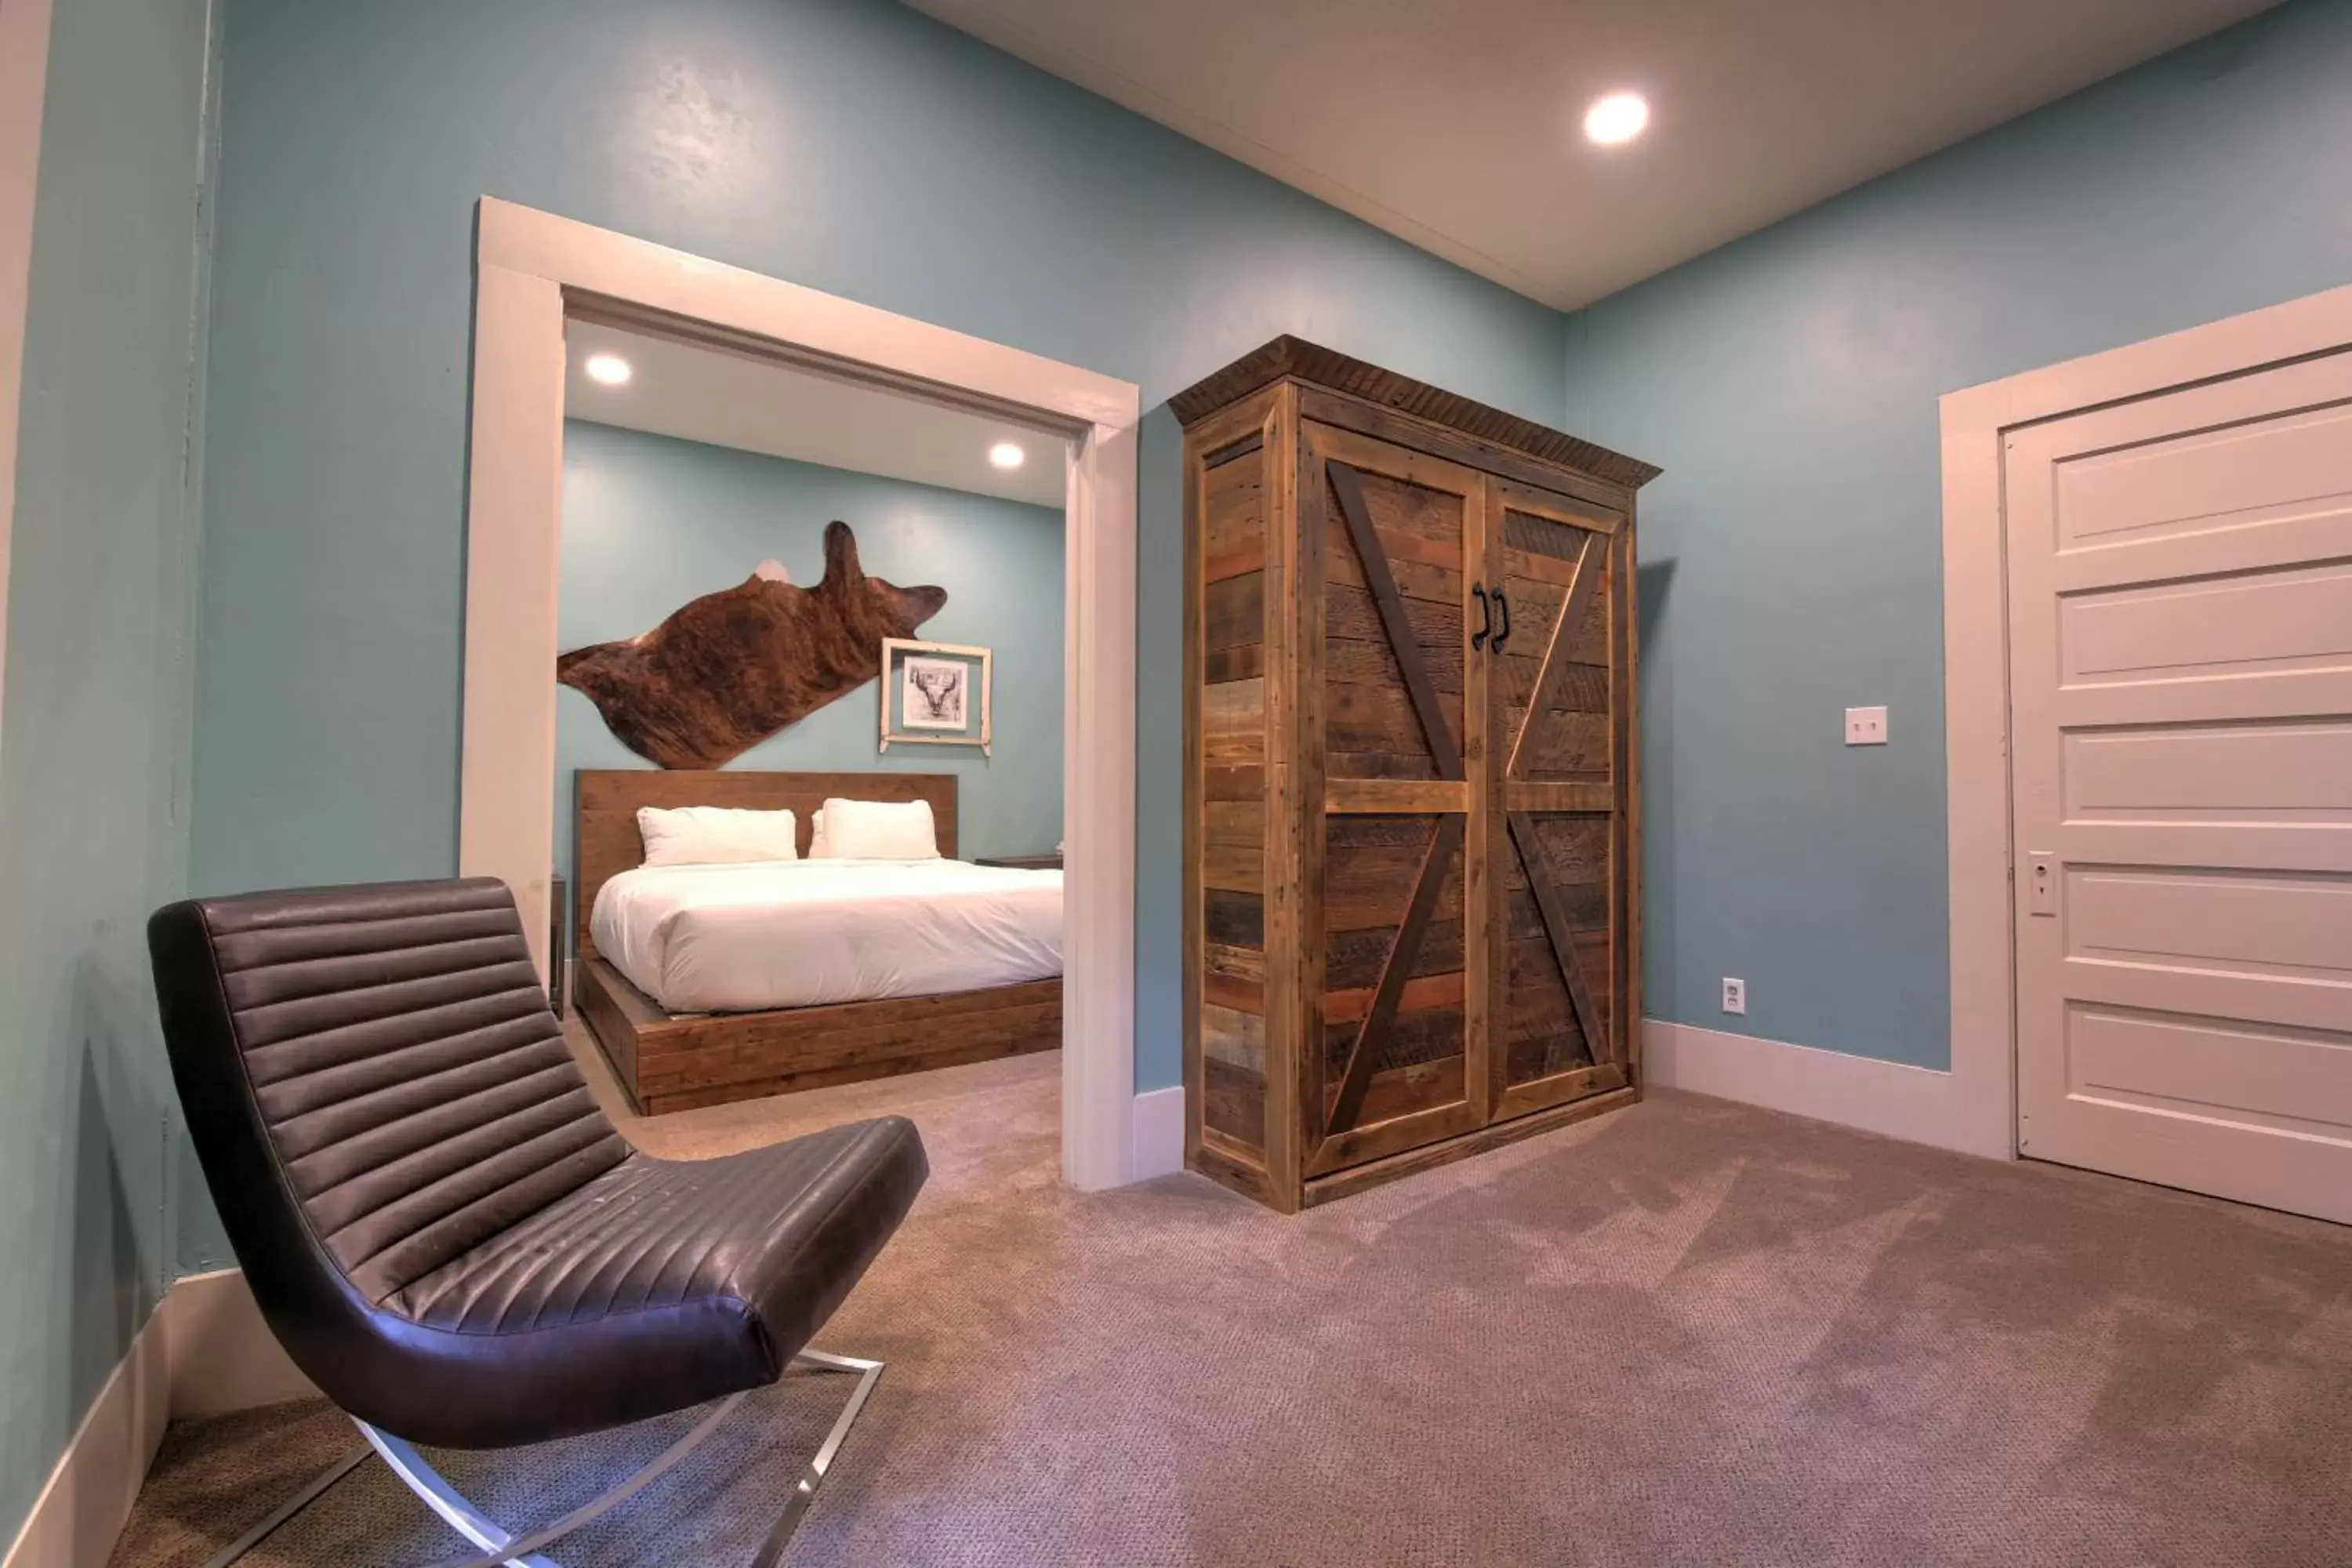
[2006,348,2352,1223]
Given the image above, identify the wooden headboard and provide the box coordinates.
[572,770,960,954]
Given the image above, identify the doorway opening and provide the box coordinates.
[459,200,1151,1189]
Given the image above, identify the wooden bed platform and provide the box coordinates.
[573,768,1062,1115]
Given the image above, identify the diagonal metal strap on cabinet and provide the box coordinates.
[1504,528,1610,1061]
[1327,460,1464,782]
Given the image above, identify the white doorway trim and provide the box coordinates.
[461,198,1149,1190]
[1938,279,2352,1165]
[0,0,55,764]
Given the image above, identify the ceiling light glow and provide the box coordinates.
[988,441,1026,471]
[583,352,633,387]
[1583,91,1649,147]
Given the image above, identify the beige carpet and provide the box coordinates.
[113,1027,2352,1566]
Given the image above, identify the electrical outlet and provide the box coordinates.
[1722,977,1747,1015]
[1845,706,1889,746]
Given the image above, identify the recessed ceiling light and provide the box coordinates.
[1583,91,1649,147]
[583,352,633,387]
[988,441,1025,471]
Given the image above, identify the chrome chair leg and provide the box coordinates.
[408,1391,746,1568]
[750,1350,887,1568]
[198,1352,881,1568]
[200,1446,372,1568]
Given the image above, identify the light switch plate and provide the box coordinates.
[1845,706,1889,746]
[1721,977,1747,1015]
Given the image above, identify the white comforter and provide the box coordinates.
[592,858,1062,1014]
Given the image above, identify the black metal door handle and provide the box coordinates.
[1492,590,1512,652]
[1471,584,1490,651]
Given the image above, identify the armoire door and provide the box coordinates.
[1299,421,1491,1174]
[1484,477,1632,1121]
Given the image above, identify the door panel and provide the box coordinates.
[1303,422,1487,1173]
[2007,349,2352,1222]
[1486,480,1630,1120]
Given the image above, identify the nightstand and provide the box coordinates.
[974,853,1063,870]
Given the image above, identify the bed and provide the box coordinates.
[571,769,1063,1114]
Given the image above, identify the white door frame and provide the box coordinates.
[1939,279,2352,1163]
[461,198,1148,1190]
[0,0,56,764]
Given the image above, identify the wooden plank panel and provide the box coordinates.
[1326,521,1465,604]
[1518,714,1613,777]
[1327,815,1463,1131]
[1506,782,1614,814]
[1324,779,1471,814]
[1202,1003,1267,1073]
[1327,460,1465,783]
[1203,643,1267,684]
[1497,655,1606,713]
[1510,811,1610,1061]
[1325,969,1466,1025]
[633,988,1062,1080]
[1501,548,1578,588]
[1204,942,1267,984]
[1329,632,1461,697]
[1327,848,1467,933]
[1203,1057,1267,1152]
[1305,1098,1483,1178]
[1527,815,1613,884]
[1184,413,1206,1178]
[644,1025,1061,1115]
[1335,1056,1468,1131]
[1326,751,1447,782]
[1567,572,1613,666]
[1325,584,1465,660]
[1203,798,1265,847]
[1205,572,1265,653]
[1326,678,1465,759]
[1202,835,1262,894]
[1203,888,1265,948]
[1203,969,1265,1015]
[1204,764,1265,801]
[1200,676,1266,768]
[1325,919,1465,992]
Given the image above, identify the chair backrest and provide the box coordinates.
[150,879,628,1318]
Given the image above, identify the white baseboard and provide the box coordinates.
[1643,1018,1987,1155]
[158,1269,320,1419]
[1131,1084,1185,1180]
[2,1293,172,1568]
[3,1269,321,1568]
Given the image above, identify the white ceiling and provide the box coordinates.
[905,0,2275,309]
[564,320,1069,508]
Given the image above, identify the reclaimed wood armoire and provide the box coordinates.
[1175,339,1660,1211]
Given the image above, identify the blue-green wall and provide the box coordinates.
[184,0,1570,1274]
[0,0,216,1541]
[1563,0,2352,1069]
[557,420,1065,879]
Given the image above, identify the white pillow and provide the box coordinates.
[636,805,798,867]
[814,797,939,859]
[809,809,827,858]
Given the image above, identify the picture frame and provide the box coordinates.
[880,637,992,756]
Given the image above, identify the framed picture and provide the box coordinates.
[880,637,992,756]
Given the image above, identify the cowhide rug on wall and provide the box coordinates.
[557,520,946,769]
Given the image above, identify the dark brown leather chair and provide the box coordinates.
[149,877,927,1568]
